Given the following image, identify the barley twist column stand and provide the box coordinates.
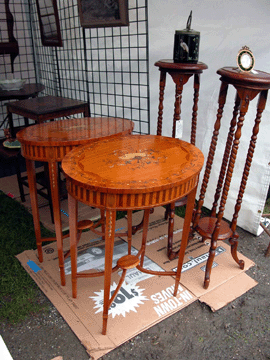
[154,59,208,141]
[192,66,270,289]
[154,59,208,260]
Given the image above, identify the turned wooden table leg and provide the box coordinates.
[138,208,151,267]
[25,159,43,262]
[190,73,200,145]
[229,234,244,269]
[157,70,166,136]
[48,161,66,286]
[102,208,116,335]
[167,202,176,259]
[127,209,133,254]
[174,186,197,295]
[68,193,78,298]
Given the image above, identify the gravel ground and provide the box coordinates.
[1,226,270,360]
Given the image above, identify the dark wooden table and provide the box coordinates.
[7,95,90,137]
[17,117,134,286]
[62,134,204,335]
[192,66,270,289]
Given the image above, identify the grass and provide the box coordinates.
[0,191,136,323]
[0,191,54,323]
[1,187,265,324]
[263,197,270,215]
[0,189,186,324]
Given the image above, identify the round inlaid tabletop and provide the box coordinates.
[217,67,270,89]
[16,117,134,161]
[62,134,204,209]
[154,59,208,72]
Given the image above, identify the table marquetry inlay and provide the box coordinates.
[62,134,204,334]
[17,117,134,286]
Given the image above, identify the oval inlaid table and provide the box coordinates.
[62,134,204,335]
[16,117,134,286]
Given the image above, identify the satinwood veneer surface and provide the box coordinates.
[62,134,204,335]
[17,117,133,157]
[217,67,270,89]
[16,117,134,287]
[155,60,208,73]
[62,134,204,207]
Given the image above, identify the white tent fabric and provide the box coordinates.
[148,0,270,235]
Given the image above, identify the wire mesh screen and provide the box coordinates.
[32,0,150,134]
[0,0,37,136]
[0,0,150,137]
[0,0,35,77]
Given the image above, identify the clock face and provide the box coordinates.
[237,48,255,72]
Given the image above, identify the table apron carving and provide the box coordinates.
[21,144,75,162]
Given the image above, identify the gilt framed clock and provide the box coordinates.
[237,46,255,72]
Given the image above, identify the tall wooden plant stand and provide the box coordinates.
[154,59,208,142]
[154,59,208,260]
[192,67,270,289]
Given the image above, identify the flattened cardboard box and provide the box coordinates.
[17,207,257,359]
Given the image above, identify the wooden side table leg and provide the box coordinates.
[25,158,42,262]
[204,238,217,289]
[139,208,151,267]
[84,103,90,117]
[167,202,176,260]
[190,73,200,145]
[101,209,105,240]
[68,193,78,298]
[24,117,29,126]
[174,186,197,296]
[102,208,116,335]
[229,233,244,269]
[157,70,166,136]
[127,209,133,254]
[48,161,65,286]
[8,111,16,139]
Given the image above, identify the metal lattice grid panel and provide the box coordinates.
[31,0,150,134]
[0,0,38,136]
[0,0,150,137]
